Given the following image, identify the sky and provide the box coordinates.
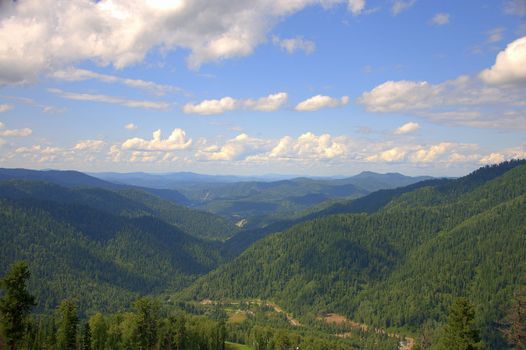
[0,0,525,176]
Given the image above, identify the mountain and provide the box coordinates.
[0,179,240,314]
[90,171,298,188]
[0,168,191,205]
[183,160,526,348]
[172,172,432,228]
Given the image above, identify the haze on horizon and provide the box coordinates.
[0,0,525,177]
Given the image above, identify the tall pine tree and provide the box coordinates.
[436,298,483,350]
[0,261,36,350]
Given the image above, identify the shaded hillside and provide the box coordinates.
[0,177,236,241]
[0,167,191,205]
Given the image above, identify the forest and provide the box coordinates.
[0,161,525,349]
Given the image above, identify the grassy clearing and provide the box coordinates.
[225,341,253,350]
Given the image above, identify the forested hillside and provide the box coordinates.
[0,181,232,314]
[184,160,526,348]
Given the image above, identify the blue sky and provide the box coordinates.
[0,0,525,176]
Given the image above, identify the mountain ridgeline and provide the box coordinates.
[184,160,526,348]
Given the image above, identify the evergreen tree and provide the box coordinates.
[0,261,36,350]
[133,297,160,350]
[501,289,526,349]
[89,312,107,350]
[56,300,79,350]
[436,298,483,350]
[80,322,91,350]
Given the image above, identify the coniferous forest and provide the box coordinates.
[1,160,526,349]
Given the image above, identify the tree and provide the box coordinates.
[133,297,160,350]
[89,312,107,350]
[436,298,483,350]
[501,289,526,349]
[56,300,79,350]
[80,322,91,350]
[0,261,36,350]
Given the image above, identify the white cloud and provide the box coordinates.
[479,36,526,85]
[479,146,526,164]
[0,122,32,137]
[244,92,288,112]
[183,97,237,115]
[0,104,14,113]
[366,147,407,162]
[122,129,192,151]
[0,0,353,85]
[74,140,105,151]
[430,13,449,26]
[0,96,63,114]
[366,142,479,164]
[197,133,270,161]
[272,36,316,54]
[347,0,365,15]
[265,132,348,161]
[392,0,417,15]
[50,68,181,95]
[183,92,287,115]
[357,69,526,129]
[48,88,170,110]
[294,95,349,112]
[394,122,420,134]
[125,123,138,130]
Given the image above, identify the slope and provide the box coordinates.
[183,160,526,347]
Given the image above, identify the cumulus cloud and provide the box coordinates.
[479,36,526,85]
[430,13,449,26]
[183,92,287,115]
[366,147,407,162]
[49,88,170,109]
[197,133,270,161]
[0,0,356,85]
[74,140,105,151]
[394,122,420,134]
[0,122,32,137]
[265,132,348,161]
[366,142,479,164]
[294,95,349,112]
[347,0,366,15]
[272,36,316,55]
[357,66,526,130]
[125,123,138,130]
[479,146,526,164]
[183,97,237,115]
[50,68,181,95]
[244,92,288,112]
[0,104,14,113]
[122,129,192,151]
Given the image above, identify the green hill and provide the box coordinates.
[183,160,526,348]
[0,181,231,314]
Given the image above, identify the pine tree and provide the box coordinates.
[89,312,107,350]
[80,322,91,350]
[0,261,36,350]
[133,297,160,350]
[56,300,79,350]
[502,289,526,349]
[436,298,483,350]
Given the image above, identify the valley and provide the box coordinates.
[1,160,525,349]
